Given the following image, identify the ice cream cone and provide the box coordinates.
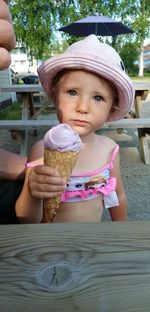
[42,148,79,223]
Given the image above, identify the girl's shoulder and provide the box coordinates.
[95,134,117,150]
[94,134,119,166]
[28,140,44,159]
[33,139,44,148]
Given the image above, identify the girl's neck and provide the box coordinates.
[80,132,96,145]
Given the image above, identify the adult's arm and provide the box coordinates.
[0,149,26,180]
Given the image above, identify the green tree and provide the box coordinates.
[10,0,150,77]
[10,0,77,59]
[131,0,150,76]
[120,42,139,75]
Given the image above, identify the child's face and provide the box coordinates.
[55,70,114,137]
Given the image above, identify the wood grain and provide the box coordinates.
[1,222,150,311]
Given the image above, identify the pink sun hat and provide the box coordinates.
[38,34,135,121]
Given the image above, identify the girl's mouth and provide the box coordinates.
[72,119,89,127]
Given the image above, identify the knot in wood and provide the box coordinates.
[38,262,79,292]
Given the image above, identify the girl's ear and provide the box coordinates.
[111,105,119,113]
[108,97,119,119]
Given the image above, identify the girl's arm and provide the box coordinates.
[15,141,44,223]
[15,166,43,223]
[108,151,128,221]
[15,141,66,223]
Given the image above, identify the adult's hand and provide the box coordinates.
[0,0,16,70]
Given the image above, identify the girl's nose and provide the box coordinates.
[76,97,89,113]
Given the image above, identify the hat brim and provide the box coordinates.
[38,52,135,121]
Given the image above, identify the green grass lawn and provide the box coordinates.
[0,101,52,120]
[131,76,150,82]
[0,102,21,120]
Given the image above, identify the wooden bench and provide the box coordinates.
[0,82,150,156]
[102,118,150,165]
[0,118,150,164]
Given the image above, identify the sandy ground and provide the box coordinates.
[0,94,150,221]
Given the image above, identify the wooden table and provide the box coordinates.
[133,82,150,118]
[0,82,150,156]
[0,84,47,154]
[133,82,150,164]
[1,222,150,312]
[0,84,42,117]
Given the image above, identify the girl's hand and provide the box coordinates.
[28,165,66,199]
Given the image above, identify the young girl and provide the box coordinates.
[15,34,134,223]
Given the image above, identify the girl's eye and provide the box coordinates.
[93,95,104,102]
[67,89,77,96]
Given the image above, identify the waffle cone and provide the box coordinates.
[42,149,79,223]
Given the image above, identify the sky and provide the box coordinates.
[144,38,150,46]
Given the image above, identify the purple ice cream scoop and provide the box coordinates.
[43,124,82,152]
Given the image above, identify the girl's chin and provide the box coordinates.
[71,126,92,138]
[59,121,97,136]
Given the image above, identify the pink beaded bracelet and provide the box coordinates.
[25,161,40,168]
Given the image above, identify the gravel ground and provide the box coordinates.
[0,95,150,221]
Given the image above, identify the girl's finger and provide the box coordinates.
[30,181,66,193]
[30,190,63,200]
